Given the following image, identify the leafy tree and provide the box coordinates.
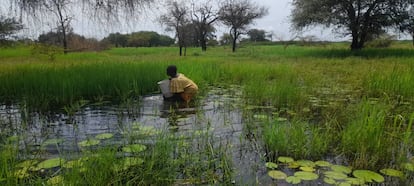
[399,3,414,46]
[191,1,219,51]
[247,29,268,42]
[291,0,408,50]
[0,16,23,43]
[104,32,128,47]
[160,1,191,56]
[219,33,232,45]
[218,0,268,52]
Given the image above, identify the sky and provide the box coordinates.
[2,0,340,41]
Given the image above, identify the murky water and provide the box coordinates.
[0,87,275,185]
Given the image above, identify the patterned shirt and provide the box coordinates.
[169,73,198,94]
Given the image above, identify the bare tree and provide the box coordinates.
[191,0,219,51]
[160,1,190,56]
[218,0,267,52]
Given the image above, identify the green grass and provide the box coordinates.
[1,43,414,184]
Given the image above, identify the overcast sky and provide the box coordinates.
[2,0,341,41]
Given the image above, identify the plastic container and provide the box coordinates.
[158,79,173,98]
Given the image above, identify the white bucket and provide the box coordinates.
[157,79,173,98]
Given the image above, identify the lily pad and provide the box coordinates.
[36,158,64,170]
[323,177,337,185]
[42,139,64,146]
[338,182,352,186]
[268,170,287,180]
[294,171,318,181]
[288,161,300,169]
[63,159,84,169]
[275,117,288,122]
[331,165,352,174]
[315,160,331,167]
[324,171,348,180]
[402,163,414,171]
[78,139,100,147]
[286,176,301,184]
[296,160,315,167]
[14,168,30,178]
[16,160,38,168]
[131,125,159,136]
[265,162,278,169]
[113,157,144,171]
[253,114,268,119]
[300,166,315,172]
[353,170,384,183]
[95,133,114,140]
[379,168,404,178]
[122,144,147,153]
[344,177,365,185]
[278,156,294,163]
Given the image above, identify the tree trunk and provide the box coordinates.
[350,31,363,51]
[231,29,237,52]
[200,33,207,52]
[412,33,414,47]
[179,46,182,56]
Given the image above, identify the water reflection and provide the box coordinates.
[0,87,270,185]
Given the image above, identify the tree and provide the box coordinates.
[160,1,191,56]
[104,33,128,47]
[291,0,408,50]
[219,33,233,45]
[247,29,267,42]
[191,1,219,51]
[218,0,268,52]
[399,3,414,46]
[0,16,23,43]
[11,0,154,52]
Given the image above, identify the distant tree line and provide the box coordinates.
[102,31,175,47]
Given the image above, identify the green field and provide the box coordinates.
[1,43,414,185]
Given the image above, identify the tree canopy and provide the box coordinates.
[219,0,268,52]
[291,0,409,50]
[0,15,23,43]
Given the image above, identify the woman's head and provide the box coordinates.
[166,65,177,77]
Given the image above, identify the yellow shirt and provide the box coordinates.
[169,73,198,94]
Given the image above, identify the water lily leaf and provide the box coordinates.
[324,171,348,180]
[286,176,301,184]
[353,170,384,183]
[268,170,287,180]
[278,156,294,163]
[288,161,300,169]
[331,165,352,174]
[323,177,337,185]
[63,159,84,169]
[294,171,318,180]
[16,160,38,168]
[47,175,63,185]
[131,125,159,136]
[402,163,414,171]
[122,144,147,153]
[78,139,100,147]
[36,158,64,170]
[344,177,365,185]
[265,162,278,169]
[315,160,331,167]
[42,139,64,146]
[7,135,19,142]
[95,133,114,140]
[379,168,404,178]
[338,182,351,186]
[296,160,315,167]
[300,166,315,172]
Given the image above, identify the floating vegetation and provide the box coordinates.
[402,162,414,171]
[95,133,114,140]
[315,160,331,167]
[42,138,64,146]
[78,139,100,147]
[286,176,301,184]
[294,171,318,181]
[122,144,147,153]
[268,170,287,180]
[277,156,294,163]
[380,168,404,178]
[331,165,352,174]
[35,158,65,170]
[265,162,278,169]
[352,170,385,183]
